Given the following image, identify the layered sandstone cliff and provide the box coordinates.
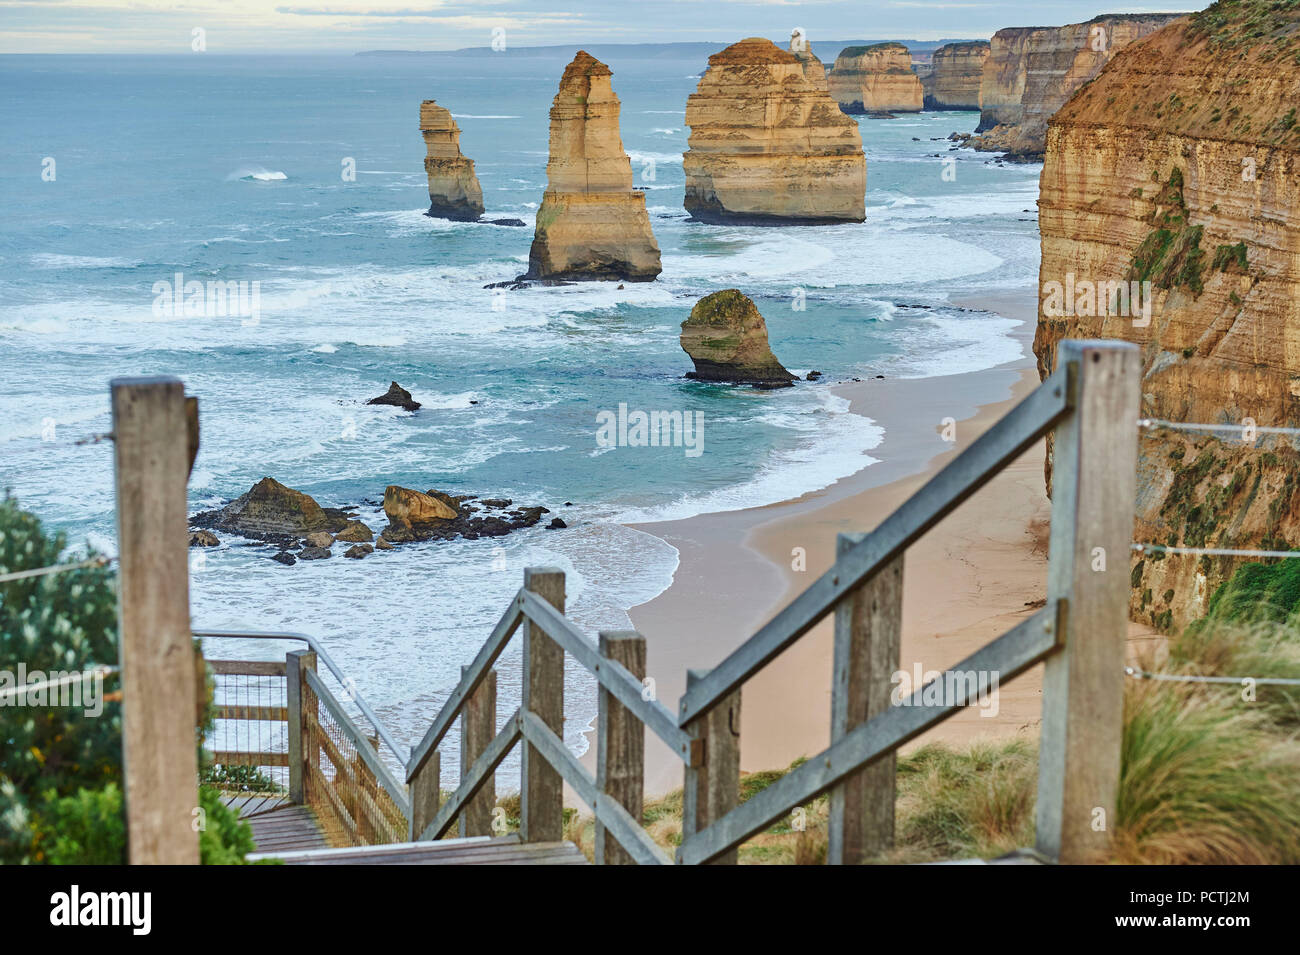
[828,42,923,114]
[683,37,865,225]
[972,14,1186,159]
[420,100,484,221]
[525,52,661,282]
[1033,2,1300,629]
[924,41,989,110]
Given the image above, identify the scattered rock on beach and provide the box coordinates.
[305,531,334,548]
[367,381,421,411]
[344,544,374,559]
[272,551,296,565]
[374,537,394,551]
[548,517,567,529]
[680,289,795,388]
[300,546,331,560]
[189,530,220,547]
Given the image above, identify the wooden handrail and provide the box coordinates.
[677,602,1065,865]
[406,593,525,781]
[304,668,411,820]
[418,707,522,841]
[677,359,1076,726]
[518,590,697,763]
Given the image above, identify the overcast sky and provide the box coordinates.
[0,0,1206,54]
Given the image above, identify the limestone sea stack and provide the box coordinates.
[524,52,661,282]
[683,38,865,226]
[1033,0,1300,630]
[828,43,924,114]
[971,14,1187,159]
[420,100,485,221]
[923,41,989,109]
[680,289,795,388]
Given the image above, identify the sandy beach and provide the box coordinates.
[619,287,1159,794]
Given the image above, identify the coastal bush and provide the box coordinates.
[0,495,257,863]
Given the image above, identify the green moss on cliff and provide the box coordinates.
[1127,168,1208,295]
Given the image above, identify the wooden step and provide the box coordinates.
[247,834,589,865]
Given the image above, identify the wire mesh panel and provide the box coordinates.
[205,660,290,794]
[302,671,408,847]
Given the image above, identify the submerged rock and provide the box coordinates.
[680,289,795,388]
[683,37,865,226]
[523,51,662,282]
[420,100,485,221]
[300,546,331,561]
[367,381,421,411]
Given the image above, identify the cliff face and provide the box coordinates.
[525,51,661,282]
[973,14,1187,159]
[683,37,865,225]
[924,41,989,110]
[1033,1,1300,630]
[420,100,485,221]
[828,42,924,113]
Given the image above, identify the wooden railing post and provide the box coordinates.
[595,631,646,865]
[409,750,440,840]
[111,376,200,865]
[459,666,497,838]
[285,649,314,804]
[1036,339,1140,864]
[520,567,565,843]
[828,537,903,865]
[680,669,741,864]
[297,652,319,812]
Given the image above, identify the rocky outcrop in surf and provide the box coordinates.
[524,51,661,282]
[381,487,551,543]
[828,42,924,114]
[420,100,485,221]
[1032,0,1300,629]
[923,41,989,109]
[971,14,1187,159]
[683,37,865,225]
[200,477,349,539]
[681,289,795,388]
[367,381,421,411]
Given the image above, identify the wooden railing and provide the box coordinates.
[402,339,1141,865]
[199,633,411,848]
[114,338,1140,863]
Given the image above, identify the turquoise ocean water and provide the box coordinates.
[0,51,1041,761]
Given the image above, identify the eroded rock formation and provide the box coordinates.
[420,100,485,221]
[972,14,1187,159]
[681,289,795,387]
[367,381,420,411]
[683,37,865,225]
[924,41,989,110]
[205,478,349,539]
[525,51,661,282]
[1033,1,1300,629]
[828,42,923,114]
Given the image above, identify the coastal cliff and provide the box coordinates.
[924,41,989,110]
[828,42,924,114]
[525,51,661,282]
[973,14,1187,159]
[683,37,865,225]
[1033,0,1300,629]
[419,100,485,221]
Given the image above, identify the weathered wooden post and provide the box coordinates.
[595,631,646,865]
[112,376,200,865]
[459,665,497,838]
[409,750,440,841]
[828,537,903,865]
[1036,339,1140,863]
[285,648,316,805]
[520,567,565,842]
[680,669,741,865]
